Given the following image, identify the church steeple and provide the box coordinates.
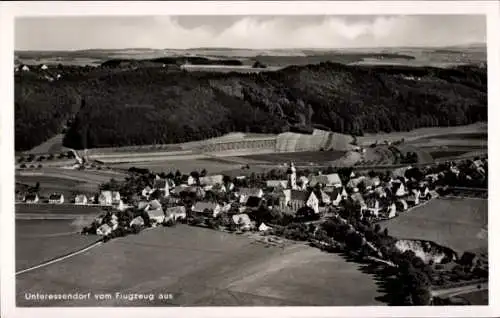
[287,161,297,190]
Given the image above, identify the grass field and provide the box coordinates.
[109,159,242,175]
[238,151,346,164]
[378,198,487,254]
[17,225,384,306]
[454,289,489,305]
[16,175,98,198]
[26,134,68,155]
[16,219,100,271]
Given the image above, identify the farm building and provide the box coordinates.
[238,187,264,204]
[165,206,187,222]
[326,188,343,206]
[309,173,342,188]
[98,191,113,205]
[48,193,64,204]
[21,65,30,71]
[199,175,224,186]
[192,201,222,218]
[232,214,253,230]
[96,224,112,236]
[390,181,407,197]
[40,64,48,70]
[278,190,319,214]
[24,193,39,204]
[74,194,88,205]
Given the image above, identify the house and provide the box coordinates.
[238,188,264,204]
[327,188,343,206]
[96,224,112,236]
[386,203,397,218]
[406,189,421,206]
[266,180,289,189]
[396,199,408,212]
[111,191,121,205]
[147,206,165,225]
[309,173,342,188]
[74,194,88,205]
[364,177,381,190]
[130,216,145,227]
[392,166,411,182]
[347,176,367,189]
[279,190,319,214]
[141,186,154,198]
[373,186,387,199]
[325,186,348,199]
[152,178,170,197]
[390,181,406,197]
[99,191,113,206]
[258,222,272,232]
[419,185,431,200]
[24,193,39,204]
[48,193,64,204]
[137,200,149,210]
[364,197,380,217]
[40,64,48,70]
[297,176,309,190]
[199,175,224,187]
[165,206,187,222]
[181,175,196,186]
[350,192,367,211]
[192,201,222,218]
[232,213,253,230]
[21,65,30,72]
[316,189,332,206]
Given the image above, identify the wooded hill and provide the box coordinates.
[14,62,487,151]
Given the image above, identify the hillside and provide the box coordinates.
[14,62,487,151]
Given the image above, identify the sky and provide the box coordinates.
[15,15,486,50]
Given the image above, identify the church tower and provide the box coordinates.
[287,161,297,190]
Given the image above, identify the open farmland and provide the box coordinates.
[17,225,384,306]
[237,151,346,165]
[454,289,489,305]
[109,158,243,175]
[378,198,487,254]
[16,219,100,271]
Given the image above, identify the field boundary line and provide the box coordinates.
[16,240,102,276]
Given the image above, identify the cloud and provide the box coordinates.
[15,15,486,50]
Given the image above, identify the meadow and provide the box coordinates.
[378,198,487,254]
[109,159,243,175]
[16,219,100,271]
[237,150,346,165]
[17,225,384,306]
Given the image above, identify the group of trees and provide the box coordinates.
[15,61,487,151]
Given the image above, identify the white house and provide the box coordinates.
[347,176,367,189]
[21,65,30,72]
[165,206,187,222]
[96,224,112,236]
[266,180,289,189]
[141,186,154,198]
[99,191,113,206]
[111,191,121,205]
[238,188,264,204]
[181,175,196,186]
[297,176,309,190]
[40,64,48,70]
[130,216,145,227]
[48,193,64,204]
[391,182,407,197]
[199,175,224,187]
[327,188,343,206]
[387,203,397,218]
[232,213,253,230]
[192,201,222,218]
[74,194,88,205]
[24,193,39,204]
[147,208,165,225]
[258,222,272,232]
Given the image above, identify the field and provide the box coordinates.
[17,225,384,306]
[378,198,487,254]
[236,151,346,165]
[454,289,489,305]
[16,219,100,271]
[109,159,243,175]
[25,134,68,155]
